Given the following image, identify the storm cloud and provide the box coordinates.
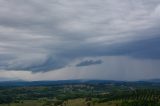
[76,60,103,67]
[0,0,160,80]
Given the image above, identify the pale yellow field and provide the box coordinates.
[66,99,116,106]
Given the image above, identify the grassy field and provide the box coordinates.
[0,99,117,106]
[0,81,159,106]
[0,100,43,106]
[66,99,118,106]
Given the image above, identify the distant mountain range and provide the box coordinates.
[0,78,160,87]
[143,79,160,83]
[0,77,21,82]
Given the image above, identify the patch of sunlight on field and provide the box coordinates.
[66,98,86,106]
[66,99,117,106]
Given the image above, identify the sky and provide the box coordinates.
[0,0,160,81]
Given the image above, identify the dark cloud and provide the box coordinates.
[76,60,103,67]
[101,37,160,59]
[0,0,160,73]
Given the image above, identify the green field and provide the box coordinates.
[0,100,43,106]
[0,81,160,106]
[0,99,118,106]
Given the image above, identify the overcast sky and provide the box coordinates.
[0,0,160,81]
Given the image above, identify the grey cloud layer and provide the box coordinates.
[0,0,160,72]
